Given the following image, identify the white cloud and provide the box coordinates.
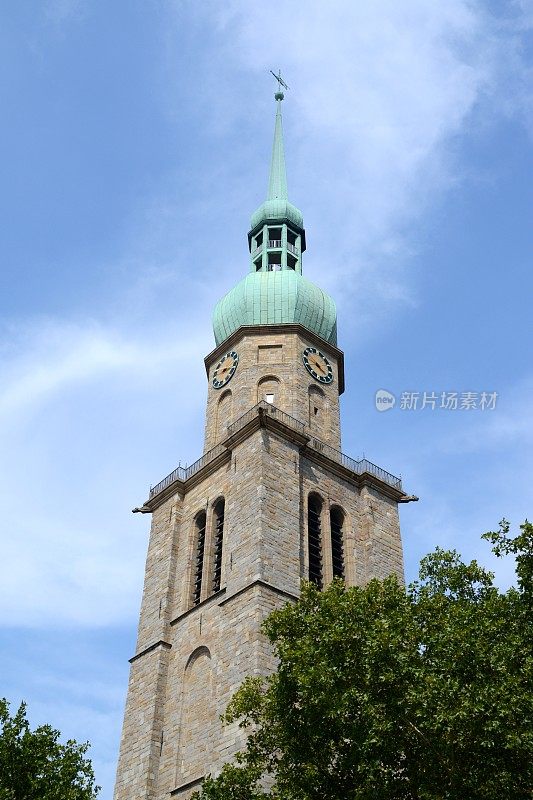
[166,0,532,333]
[0,316,209,626]
[0,318,205,421]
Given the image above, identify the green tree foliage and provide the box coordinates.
[194,520,533,800]
[0,699,99,800]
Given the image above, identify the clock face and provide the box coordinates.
[303,347,333,384]
[212,350,239,389]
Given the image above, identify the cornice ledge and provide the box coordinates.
[260,408,310,447]
[170,777,204,796]
[170,587,227,626]
[302,445,407,502]
[223,413,262,450]
[218,579,300,607]
[129,639,171,664]
[223,406,309,451]
[140,449,231,513]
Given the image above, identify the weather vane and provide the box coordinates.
[270,69,289,100]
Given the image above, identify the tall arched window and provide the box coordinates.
[330,506,345,580]
[192,511,206,606]
[216,390,232,442]
[308,385,329,433]
[308,494,323,589]
[178,647,216,782]
[212,499,225,593]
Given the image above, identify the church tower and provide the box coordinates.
[114,87,410,800]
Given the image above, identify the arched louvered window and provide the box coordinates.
[330,507,345,580]
[212,499,225,593]
[308,495,323,589]
[192,511,206,606]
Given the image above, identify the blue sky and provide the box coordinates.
[1,1,532,797]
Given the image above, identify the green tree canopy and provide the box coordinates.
[0,699,99,800]
[194,519,533,800]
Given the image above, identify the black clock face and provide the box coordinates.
[212,350,239,389]
[303,347,333,384]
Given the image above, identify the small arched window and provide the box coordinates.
[192,511,207,606]
[308,494,323,589]
[257,375,281,406]
[212,499,225,593]
[330,507,345,580]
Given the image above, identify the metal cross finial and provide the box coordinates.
[270,69,289,100]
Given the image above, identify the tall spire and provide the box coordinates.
[213,74,337,348]
[248,71,305,263]
[248,70,305,236]
[267,97,288,202]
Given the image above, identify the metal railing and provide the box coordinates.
[227,401,306,438]
[287,242,299,255]
[308,437,402,489]
[267,239,282,248]
[148,402,402,500]
[228,402,402,489]
[149,443,227,499]
[356,459,403,489]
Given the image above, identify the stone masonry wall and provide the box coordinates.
[114,422,404,800]
[155,585,283,799]
[113,645,171,800]
[359,485,404,584]
[203,330,342,452]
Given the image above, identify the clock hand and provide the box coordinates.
[311,359,326,374]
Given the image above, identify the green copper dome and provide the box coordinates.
[213,87,337,348]
[213,270,337,346]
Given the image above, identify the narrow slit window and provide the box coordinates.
[308,496,323,589]
[212,500,225,594]
[192,512,207,606]
[330,508,345,580]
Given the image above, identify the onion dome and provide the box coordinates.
[213,270,337,346]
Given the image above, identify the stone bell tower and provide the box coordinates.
[113,86,412,800]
